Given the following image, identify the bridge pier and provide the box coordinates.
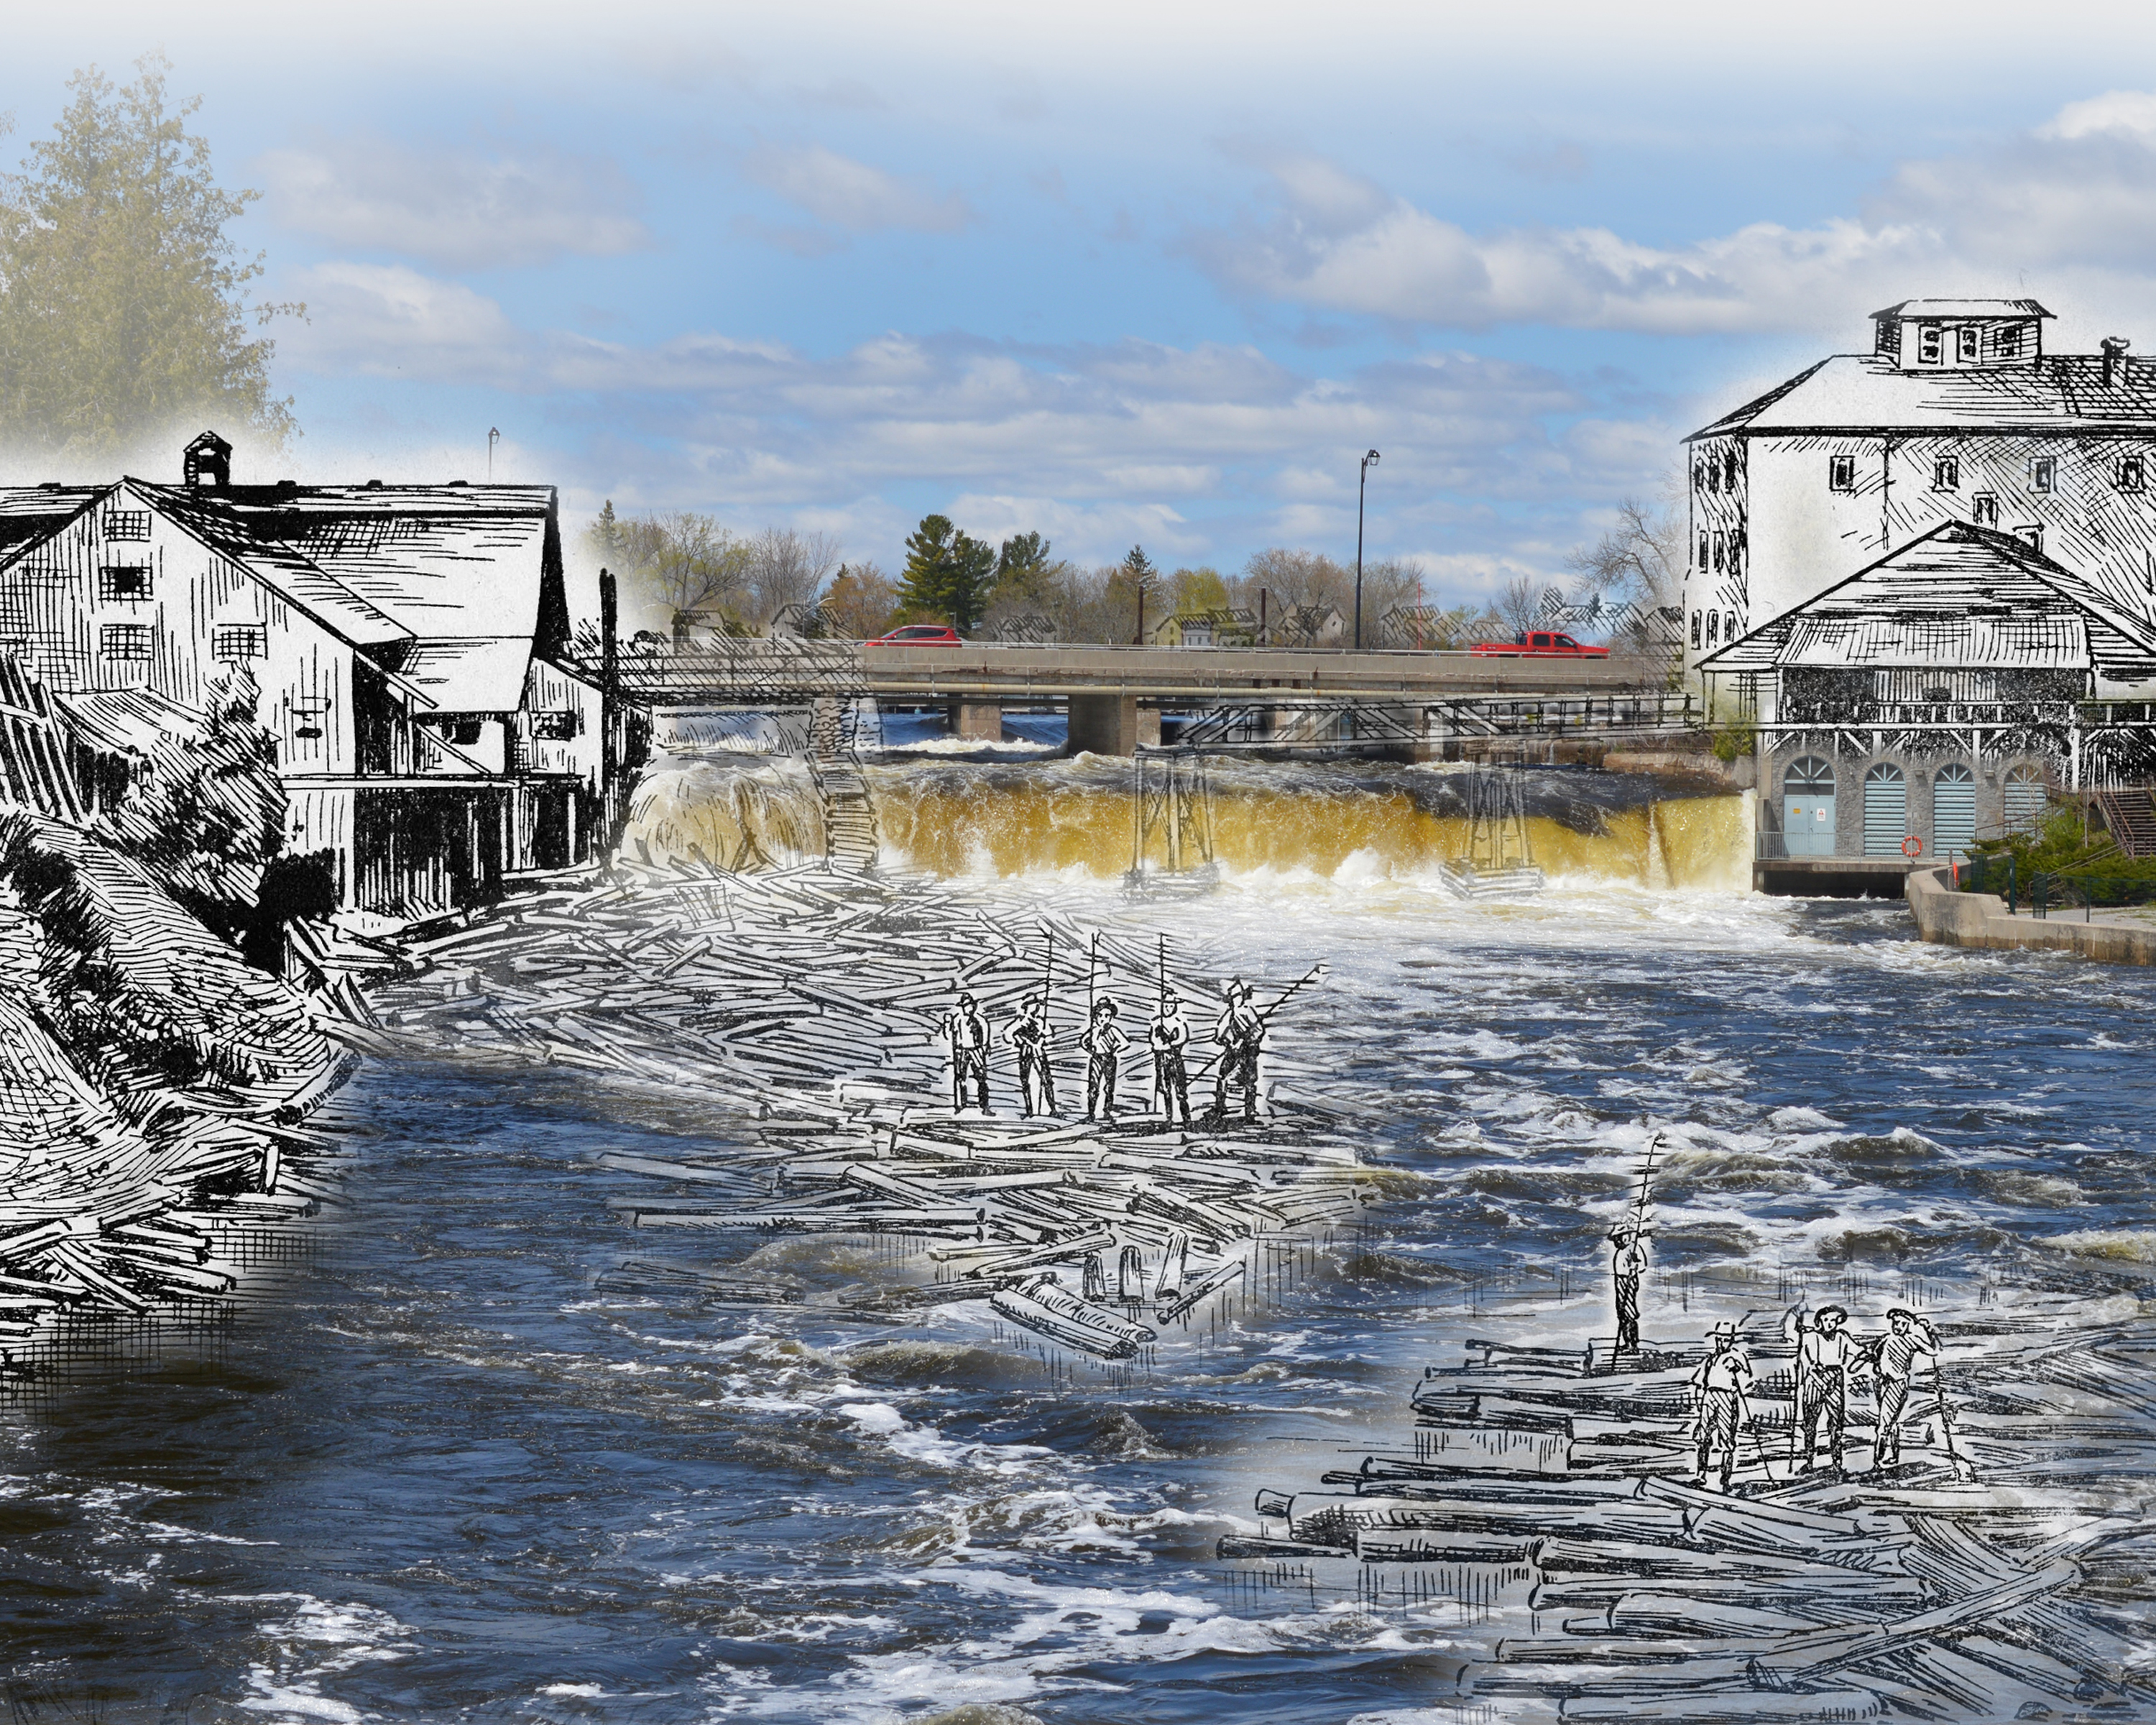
[1067,693,1160,755]
[946,699,1004,742]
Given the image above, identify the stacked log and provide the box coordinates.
[1227,1307,2156,1719]
[359,860,1370,1355]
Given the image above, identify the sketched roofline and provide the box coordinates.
[1697,519,2156,672]
[0,485,118,575]
[1869,298,2054,321]
[129,481,414,651]
[1686,360,1835,441]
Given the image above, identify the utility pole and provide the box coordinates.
[487,427,501,481]
[1355,448,1381,650]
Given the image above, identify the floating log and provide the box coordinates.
[1216,1535,1350,1560]
[989,1280,1153,1360]
[1555,1689,1883,1722]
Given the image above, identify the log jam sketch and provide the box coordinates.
[7,21,2156,1725]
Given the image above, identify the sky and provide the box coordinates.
[11,0,2156,607]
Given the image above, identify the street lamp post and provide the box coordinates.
[1355,448,1381,650]
[487,427,501,481]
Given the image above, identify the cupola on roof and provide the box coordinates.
[1871,299,2052,370]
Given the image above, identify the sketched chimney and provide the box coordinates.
[2101,336,2132,388]
[184,429,233,490]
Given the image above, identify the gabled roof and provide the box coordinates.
[131,481,557,643]
[1690,354,2156,440]
[1698,520,2156,681]
[1871,299,2053,321]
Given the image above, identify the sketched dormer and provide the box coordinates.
[1871,300,2050,369]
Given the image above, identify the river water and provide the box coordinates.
[5,755,2155,1724]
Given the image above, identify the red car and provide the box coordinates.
[870,624,965,645]
[1469,630,1608,658]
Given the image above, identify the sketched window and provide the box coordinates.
[213,624,267,661]
[98,564,150,602]
[2032,456,2055,492]
[1958,326,1978,362]
[1723,451,1738,489]
[99,623,151,661]
[2120,456,2147,492]
[529,709,579,740]
[2017,524,2045,556]
[1712,532,1725,573]
[1697,535,1709,569]
[1828,454,1856,492]
[1919,324,1943,364]
[422,714,485,746]
[1706,610,1720,645]
[1997,324,2022,359]
[103,510,150,541]
[1973,493,1999,526]
[1724,610,1738,642]
[1690,611,1702,649]
[1932,457,1960,491]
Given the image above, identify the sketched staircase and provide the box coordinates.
[2096,786,2156,857]
[809,697,880,871]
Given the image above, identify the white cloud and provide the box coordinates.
[277,261,1647,582]
[744,144,972,234]
[1189,97,2156,337]
[263,139,651,271]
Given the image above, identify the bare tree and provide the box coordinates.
[745,527,844,627]
[1493,574,1544,636]
[1568,496,1684,614]
[598,511,753,620]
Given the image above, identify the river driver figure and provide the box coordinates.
[1148,994,1192,1123]
[1610,1226,1649,1354]
[1690,1321,1753,1493]
[1006,992,1056,1117]
[943,990,990,1113]
[1212,980,1263,1122]
[1081,998,1129,1121]
[1871,1307,1942,1469]
[1784,1302,1860,1474]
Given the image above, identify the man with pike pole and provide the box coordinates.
[1080,934,1129,1122]
[1206,964,1325,1124]
[1148,934,1192,1124]
[1610,1132,1662,1356]
[1783,1300,1861,1475]
[1007,926,1059,1116]
[1688,1320,1754,1493]
[941,990,991,1113]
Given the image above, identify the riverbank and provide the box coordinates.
[1905,862,2156,965]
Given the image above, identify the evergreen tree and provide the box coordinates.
[897,513,996,632]
[0,55,301,462]
[1117,545,1161,643]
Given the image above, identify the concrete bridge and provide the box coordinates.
[597,639,1689,754]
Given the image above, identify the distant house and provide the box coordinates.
[0,432,607,914]
[992,612,1058,645]
[1266,603,1346,648]
[770,601,835,639]
[1153,607,1256,648]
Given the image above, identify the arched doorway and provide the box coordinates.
[1933,763,1976,858]
[1783,756,1835,857]
[2004,764,2046,836]
[1864,763,1908,856]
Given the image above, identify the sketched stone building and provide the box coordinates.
[1688,301,2156,862]
[0,433,607,914]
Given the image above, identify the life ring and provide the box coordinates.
[1901,836,1924,859]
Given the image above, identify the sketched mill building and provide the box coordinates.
[1689,300,2156,868]
[0,433,612,915]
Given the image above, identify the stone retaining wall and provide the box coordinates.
[1904,862,2156,965]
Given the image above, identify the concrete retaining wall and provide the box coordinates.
[1905,864,2156,965]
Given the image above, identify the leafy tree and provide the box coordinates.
[823,562,899,638]
[0,55,301,463]
[897,513,995,632]
[1169,566,1230,616]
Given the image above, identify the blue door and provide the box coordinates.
[1864,763,1909,856]
[1783,756,1836,856]
[1933,763,1976,858]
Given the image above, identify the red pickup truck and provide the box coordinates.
[1469,630,1608,658]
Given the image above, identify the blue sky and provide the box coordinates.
[11,1,2156,606]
